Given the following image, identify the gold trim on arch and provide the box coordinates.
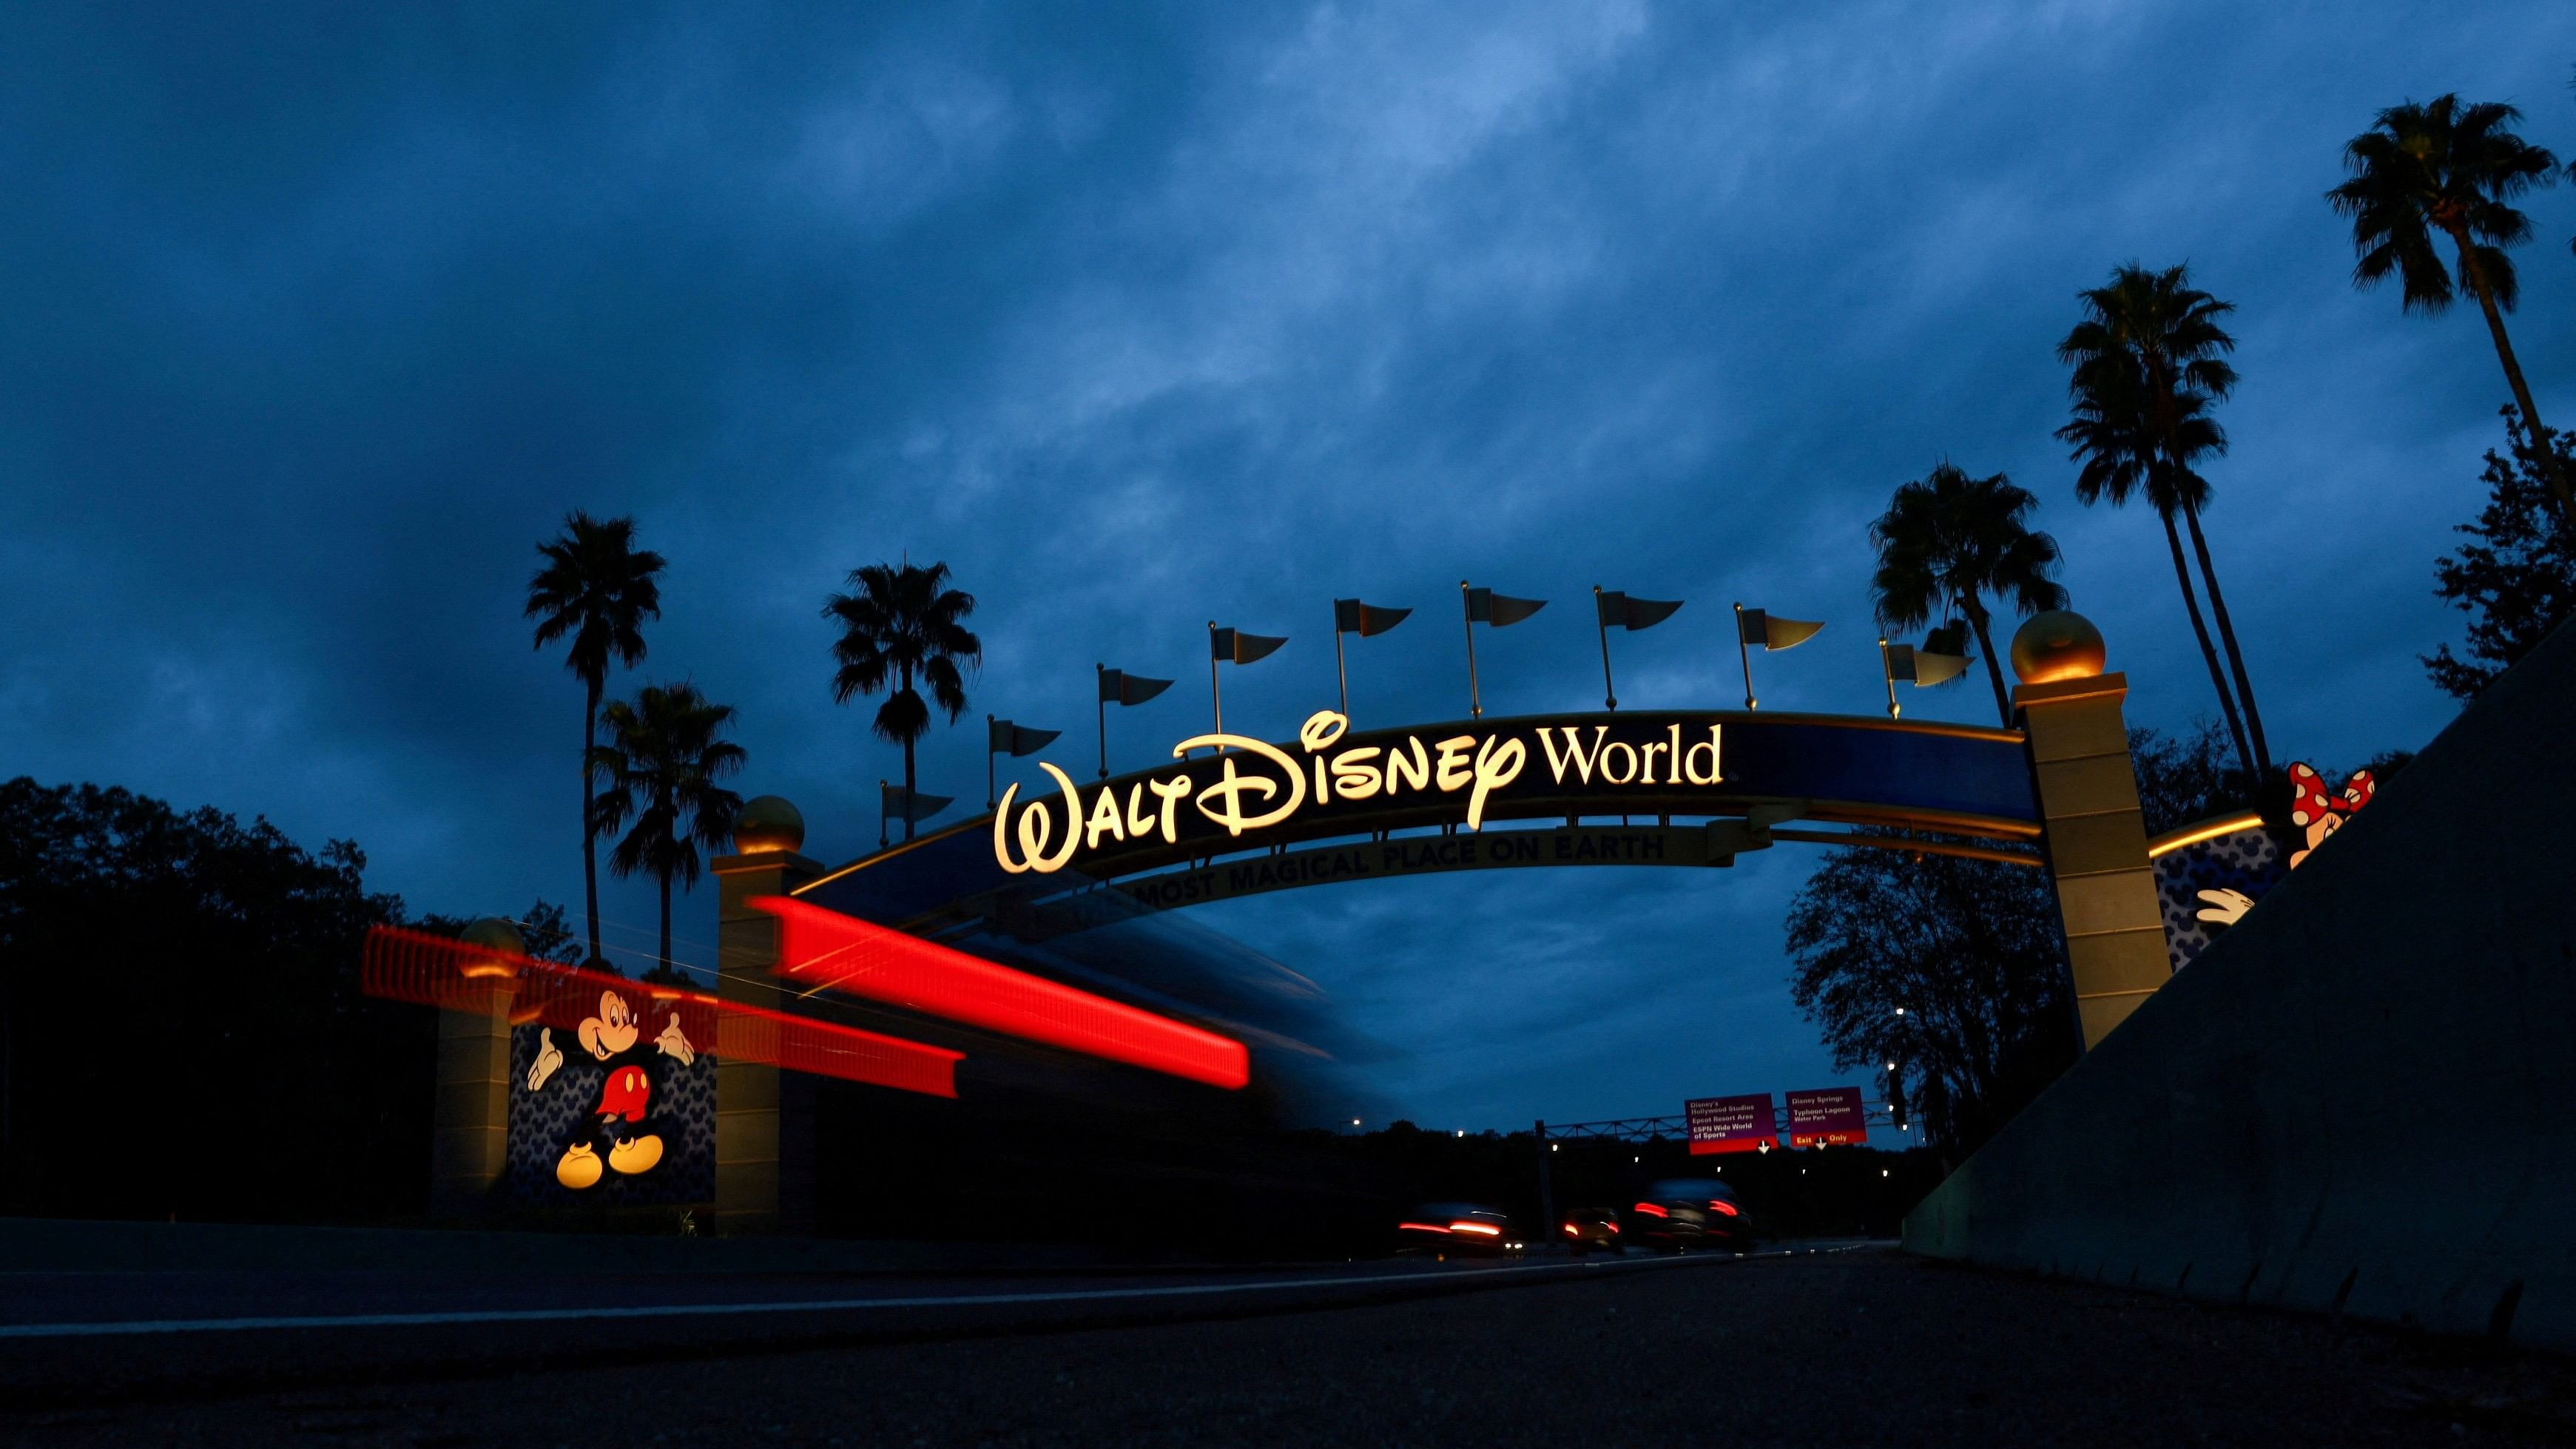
[2145,809,2268,859]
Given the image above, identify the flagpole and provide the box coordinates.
[1461,581,1482,719]
[1734,602,1757,710]
[1593,586,1617,712]
[1334,611,1349,719]
[987,714,998,808]
[1878,640,1901,720]
[1096,665,1110,780]
[1207,621,1224,748]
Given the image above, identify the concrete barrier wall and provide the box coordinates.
[1904,620,2576,1351]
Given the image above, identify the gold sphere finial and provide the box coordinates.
[460,916,525,979]
[2009,609,2108,684]
[734,794,806,854]
[461,916,525,956]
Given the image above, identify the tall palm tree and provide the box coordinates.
[526,513,665,967]
[2057,348,2257,783]
[2329,95,2572,535]
[1869,463,2069,726]
[823,561,981,840]
[2058,263,2270,778]
[589,683,745,976]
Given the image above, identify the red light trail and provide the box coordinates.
[752,896,1250,1090]
[359,926,962,1098]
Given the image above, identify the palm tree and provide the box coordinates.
[589,683,745,976]
[823,561,981,840]
[526,513,665,967]
[2329,95,2572,535]
[1869,463,2069,726]
[2057,263,2270,779]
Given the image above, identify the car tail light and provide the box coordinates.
[1632,1202,1667,1217]
[1449,1221,1502,1237]
[1397,1222,1446,1234]
[1707,1200,1740,1216]
[1562,1223,1579,1236]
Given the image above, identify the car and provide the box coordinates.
[1557,1206,1624,1255]
[1396,1202,1525,1257]
[1627,1178,1758,1254]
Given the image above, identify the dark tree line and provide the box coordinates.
[0,778,572,1223]
[1782,726,2249,1160]
[2426,406,2576,701]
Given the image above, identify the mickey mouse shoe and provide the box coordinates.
[608,1135,664,1176]
[556,1141,605,1190]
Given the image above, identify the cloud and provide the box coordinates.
[5,0,2572,1127]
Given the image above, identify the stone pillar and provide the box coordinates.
[712,795,822,1235]
[2010,613,2168,1051]
[429,919,521,1217]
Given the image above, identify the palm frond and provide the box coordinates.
[823,561,982,746]
[587,681,748,894]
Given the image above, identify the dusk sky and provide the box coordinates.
[8,2,2573,1131]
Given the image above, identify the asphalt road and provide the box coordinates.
[7,1245,2576,1446]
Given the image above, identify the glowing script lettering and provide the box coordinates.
[1168,732,1306,836]
[992,709,1719,874]
[992,762,1083,874]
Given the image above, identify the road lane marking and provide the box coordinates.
[0,1253,1758,1340]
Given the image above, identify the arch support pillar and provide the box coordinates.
[712,849,824,1234]
[428,984,513,1217]
[2015,672,2168,1050]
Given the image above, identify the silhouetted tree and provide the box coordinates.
[2330,95,2572,535]
[0,780,425,1221]
[1784,726,2245,1158]
[823,561,982,840]
[590,683,745,976]
[2425,406,2576,700]
[526,513,665,967]
[2128,720,2254,835]
[1786,837,2071,1158]
[1868,463,2068,724]
[515,899,586,966]
[2057,263,2270,779]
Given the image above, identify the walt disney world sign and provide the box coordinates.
[990,707,2042,879]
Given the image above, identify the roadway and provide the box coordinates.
[6,1244,2574,1445]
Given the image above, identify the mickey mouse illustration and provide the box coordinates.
[527,989,695,1190]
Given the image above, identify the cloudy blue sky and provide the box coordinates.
[7,1,2572,1129]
